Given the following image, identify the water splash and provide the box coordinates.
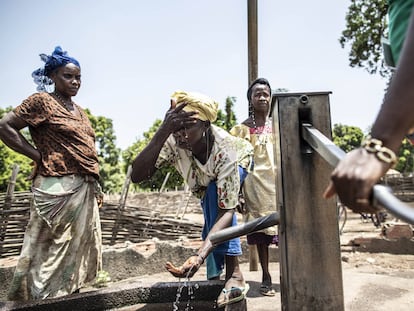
[172,264,199,311]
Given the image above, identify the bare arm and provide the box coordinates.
[370,12,414,151]
[0,111,40,163]
[165,207,235,278]
[130,100,197,183]
[198,208,235,258]
[165,150,244,277]
[324,13,414,212]
[130,124,172,183]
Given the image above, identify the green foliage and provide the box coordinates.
[0,107,32,192]
[338,1,414,172]
[122,119,184,191]
[214,96,237,131]
[339,0,391,77]
[332,123,414,173]
[0,143,32,192]
[332,123,365,153]
[395,138,414,172]
[85,109,124,193]
[122,119,163,173]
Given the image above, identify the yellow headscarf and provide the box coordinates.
[171,90,219,122]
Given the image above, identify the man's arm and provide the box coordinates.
[371,11,414,151]
[324,12,414,212]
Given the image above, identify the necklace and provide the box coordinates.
[252,113,271,146]
[192,128,214,164]
[53,91,73,111]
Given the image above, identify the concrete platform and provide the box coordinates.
[0,280,224,311]
[1,258,414,311]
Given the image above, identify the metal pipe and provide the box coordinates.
[208,123,414,246]
[247,0,258,86]
[210,212,279,246]
[373,185,414,224]
[302,123,414,224]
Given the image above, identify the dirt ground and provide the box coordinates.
[1,210,412,310]
[337,212,414,311]
[105,212,414,311]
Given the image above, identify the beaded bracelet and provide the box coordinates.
[361,136,397,166]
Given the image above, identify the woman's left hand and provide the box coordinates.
[165,255,203,278]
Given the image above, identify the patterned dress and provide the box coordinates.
[8,93,102,300]
[156,125,253,210]
[156,124,253,278]
[230,121,278,239]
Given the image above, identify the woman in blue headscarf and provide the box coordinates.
[0,46,103,300]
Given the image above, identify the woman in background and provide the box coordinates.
[231,78,278,296]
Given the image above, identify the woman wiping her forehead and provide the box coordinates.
[131,91,253,308]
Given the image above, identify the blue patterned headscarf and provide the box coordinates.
[32,46,80,92]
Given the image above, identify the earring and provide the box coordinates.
[203,131,206,138]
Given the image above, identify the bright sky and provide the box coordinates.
[0,0,388,150]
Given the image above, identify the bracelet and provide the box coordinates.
[361,136,398,166]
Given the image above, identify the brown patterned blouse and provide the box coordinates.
[14,92,100,179]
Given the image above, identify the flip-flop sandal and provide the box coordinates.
[260,284,276,296]
[216,283,250,307]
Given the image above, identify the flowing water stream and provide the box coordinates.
[172,265,206,311]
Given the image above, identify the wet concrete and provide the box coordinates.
[1,258,414,311]
[0,280,224,311]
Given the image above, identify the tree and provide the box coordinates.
[339,0,391,77]
[395,138,414,173]
[214,96,237,131]
[331,123,414,173]
[332,123,365,153]
[0,107,32,192]
[85,109,124,193]
[122,119,184,191]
